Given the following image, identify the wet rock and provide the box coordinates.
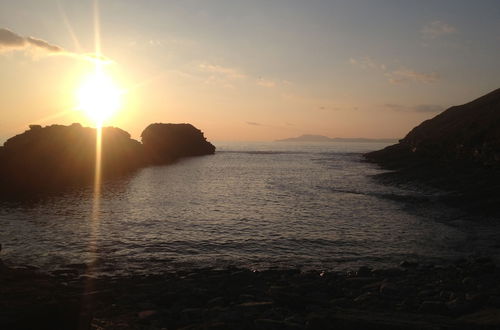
[218,309,244,323]
[182,308,204,321]
[305,312,330,330]
[254,318,288,330]
[489,296,500,307]
[399,261,418,268]
[268,287,306,308]
[356,266,372,277]
[284,314,306,325]
[462,277,475,288]
[208,296,226,307]
[419,301,448,314]
[138,309,157,319]
[475,256,493,264]
[371,268,405,277]
[237,301,274,317]
[179,322,229,330]
[238,294,256,302]
[447,298,467,314]
[418,289,437,298]
[353,292,377,304]
[459,308,500,327]
[345,277,380,287]
[379,281,401,298]
[466,292,488,309]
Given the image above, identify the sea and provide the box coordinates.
[1,141,499,276]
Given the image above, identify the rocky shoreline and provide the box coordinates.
[364,88,500,214]
[2,257,500,329]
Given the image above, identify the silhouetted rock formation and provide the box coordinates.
[141,123,215,164]
[0,124,143,193]
[365,88,500,212]
[0,122,215,194]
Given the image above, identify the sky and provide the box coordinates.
[1,0,500,142]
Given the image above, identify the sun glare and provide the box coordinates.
[77,68,122,126]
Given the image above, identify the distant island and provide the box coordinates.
[365,88,500,212]
[0,123,215,194]
[276,134,398,143]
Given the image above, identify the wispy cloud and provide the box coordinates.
[422,21,457,40]
[385,103,444,113]
[195,62,291,90]
[349,57,386,71]
[198,63,246,79]
[350,56,439,84]
[318,105,358,112]
[257,78,277,88]
[385,69,439,84]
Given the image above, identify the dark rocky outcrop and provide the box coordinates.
[0,122,215,194]
[364,88,500,212]
[365,88,500,168]
[141,123,215,164]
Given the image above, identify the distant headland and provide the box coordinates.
[0,123,215,194]
[276,134,398,143]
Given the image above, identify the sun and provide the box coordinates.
[77,68,122,126]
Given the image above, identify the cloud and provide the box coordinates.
[349,57,386,71]
[384,103,406,111]
[198,63,246,79]
[385,69,439,84]
[422,21,457,39]
[246,121,263,126]
[385,103,444,113]
[350,56,439,84]
[0,28,63,53]
[257,78,276,88]
[318,105,358,112]
[196,62,291,90]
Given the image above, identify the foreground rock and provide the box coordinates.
[364,89,500,212]
[1,257,500,329]
[0,122,215,194]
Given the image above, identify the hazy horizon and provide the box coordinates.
[1,0,500,142]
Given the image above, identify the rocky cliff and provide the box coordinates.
[364,88,500,211]
[365,88,500,168]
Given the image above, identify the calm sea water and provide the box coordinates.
[1,141,499,275]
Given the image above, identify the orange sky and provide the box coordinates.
[1,1,499,143]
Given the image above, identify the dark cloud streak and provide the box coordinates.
[246,121,262,126]
[0,28,63,53]
[385,103,444,113]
